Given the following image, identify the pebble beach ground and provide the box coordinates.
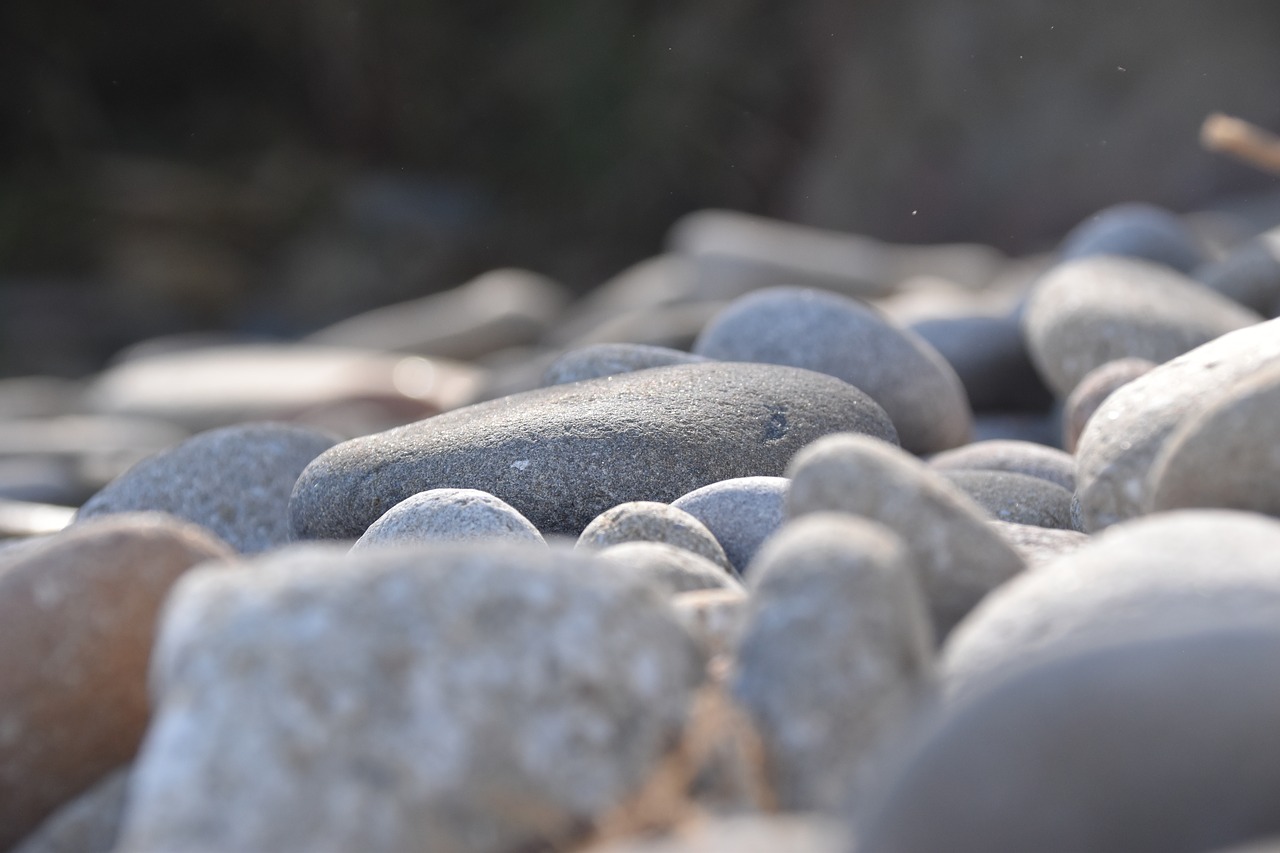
[4,202,1280,852]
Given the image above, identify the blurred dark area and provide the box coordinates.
[2,0,1279,377]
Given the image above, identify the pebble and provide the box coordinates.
[669,477,787,577]
[543,343,710,387]
[941,510,1280,699]
[11,767,130,853]
[859,626,1280,853]
[693,287,971,454]
[1194,224,1280,316]
[1058,202,1208,272]
[587,815,847,853]
[786,433,1025,637]
[909,313,1054,412]
[1075,317,1280,530]
[734,513,934,811]
[117,543,705,853]
[576,501,731,571]
[350,487,545,550]
[0,514,234,849]
[1021,256,1261,397]
[987,520,1089,568]
[670,587,749,658]
[1061,357,1155,452]
[939,470,1075,530]
[1147,362,1280,516]
[928,439,1075,491]
[596,541,743,595]
[78,422,339,553]
[290,362,896,540]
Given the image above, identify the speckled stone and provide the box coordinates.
[671,477,788,577]
[350,488,544,550]
[290,362,896,540]
[1022,256,1260,398]
[117,543,705,853]
[693,287,972,454]
[928,439,1075,491]
[576,501,730,571]
[940,470,1075,530]
[735,514,933,811]
[987,520,1089,568]
[786,434,1025,637]
[1061,358,1155,453]
[1075,318,1280,531]
[77,422,339,554]
[597,541,743,596]
[1058,202,1208,272]
[542,343,710,387]
[11,767,129,853]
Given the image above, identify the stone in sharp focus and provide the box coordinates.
[670,476,788,577]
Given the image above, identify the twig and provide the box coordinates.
[1201,112,1280,176]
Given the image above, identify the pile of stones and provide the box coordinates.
[4,201,1280,852]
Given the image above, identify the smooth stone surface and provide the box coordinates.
[597,541,743,596]
[1195,224,1280,316]
[1075,318,1280,530]
[735,514,933,811]
[909,313,1054,413]
[928,439,1075,491]
[78,422,339,554]
[942,511,1280,699]
[1061,357,1155,453]
[940,470,1075,530]
[670,477,788,577]
[860,627,1280,853]
[987,520,1089,568]
[12,767,130,853]
[543,343,710,387]
[693,287,971,454]
[1148,363,1280,516]
[577,501,731,571]
[587,815,847,853]
[1022,256,1261,397]
[305,268,569,360]
[1058,202,1208,272]
[0,514,234,849]
[291,362,896,540]
[670,587,749,659]
[118,544,705,853]
[350,487,544,549]
[786,434,1025,637]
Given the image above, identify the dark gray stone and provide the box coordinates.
[576,501,731,571]
[1075,318,1280,531]
[290,362,896,540]
[1062,358,1156,453]
[1022,256,1260,398]
[909,313,1054,413]
[860,627,1280,853]
[597,541,743,595]
[693,287,971,454]
[671,477,788,577]
[1195,225,1280,316]
[350,488,544,550]
[940,470,1075,530]
[1058,202,1208,272]
[786,433,1025,639]
[118,543,705,853]
[735,514,933,811]
[928,439,1075,491]
[78,422,340,554]
[987,520,1089,568]
[542,343,710,387]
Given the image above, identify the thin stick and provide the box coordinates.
[1201,112,1280,176]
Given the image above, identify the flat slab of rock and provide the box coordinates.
[291,362,896,539]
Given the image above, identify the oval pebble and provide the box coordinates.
[1022,255,1261,398]
[928,439,1075,491]
[734,514,933,811]
[1058,202,1207,272]
[576,501,730,571]
[1061,357,1155,453]
[693,287,971,454]
[1075,318,1280,530]
[597,541,742,596]
[939,470,1075,530]
[350,488,545,550]
[290,362,896,540]
[786,433,1025,637]
[670,476,788,577]
[542,343,710,387]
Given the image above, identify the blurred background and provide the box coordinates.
[3,0,1280,377]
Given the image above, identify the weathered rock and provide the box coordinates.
[928,439,1075,491]
[1022,256,1260,397]
[940,470,1075,530]
[117,543,705,853]
[1194,224,1280,316]
[78,422,339,553]
[734,513,933,811]
[597,541,743,596]
[11,767,130,853]
[543,343,710,387]
[350,488,545,550]
[909,313,1054,413]
[291,362,896,540]
[1147,363,1280,517]
[942,511,1280,699]
[1061,357,1156,453]
[586,815,848,853]
[987,520,1089,568]
[0,514,234,849]
[786,433,1025,637]
[671,477,788,577]
[693,287,971,454]
[1075,318,1280,530]
[859,627,1280,853]
[577,501,731,571]
[1058,202,1208,272]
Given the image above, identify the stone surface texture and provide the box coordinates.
[576,501,730,571]
[670,477,788,577]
